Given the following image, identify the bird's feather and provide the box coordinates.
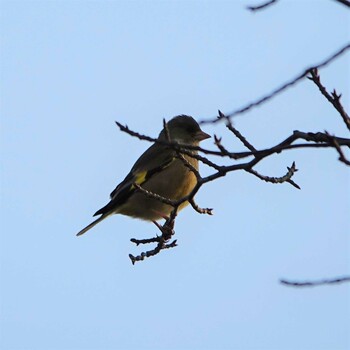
[93,143,175,217]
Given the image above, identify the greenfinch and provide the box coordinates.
[76,115,210,236]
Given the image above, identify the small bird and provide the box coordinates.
[76,115,210,236]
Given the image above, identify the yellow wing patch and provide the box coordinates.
[130,170,147,190]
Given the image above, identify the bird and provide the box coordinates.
[76,115,210,236]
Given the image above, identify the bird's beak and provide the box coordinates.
[195,130,211,141]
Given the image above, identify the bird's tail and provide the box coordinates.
[76,213,111,236]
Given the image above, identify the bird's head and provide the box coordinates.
[159,115,210,145]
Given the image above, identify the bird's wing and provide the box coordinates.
[93,144,175,216]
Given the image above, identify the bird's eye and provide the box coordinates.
[187,125,200,135]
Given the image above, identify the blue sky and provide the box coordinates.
[1,1,349,349]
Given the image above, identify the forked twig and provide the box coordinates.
[308,68,350,132]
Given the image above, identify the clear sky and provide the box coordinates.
[1,1,349,349]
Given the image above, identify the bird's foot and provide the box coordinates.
[153,219,175,241]
[129,218,177,265]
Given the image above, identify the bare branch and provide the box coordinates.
[308,68,350,132]
[280,276,350,287]
[129,240,177,264]
[163,118,171,141]
[189,199,213,215]
[116,122,350,164]
[175,153,201,180]
[332,0,350,8]
[325,131,350,165]
[201,43,350,124]
[246,162,301,189]
[247,0,279,12]
[213,135,233,157]
[115,121,157,143]
[188,151,224,170]
[234,130,350,161]
[130,236,161,246]
[133,183,176,207]
[129,212,178,264]
[219,110,257,152]
[115,120,223,157]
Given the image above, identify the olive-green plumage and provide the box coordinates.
[76,115,210,236]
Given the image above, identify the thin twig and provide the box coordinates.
[188,151,224,170]
[189,199,213,215]
[325,131,350,165]
[115,120,223,157]
[247,0,278,12]
[226,124,257,152]
[234,131,350,160]
[219,110,257,152]
[308,68,350,132]
[246,162,300,189]
[201,43,350,124]
[133,183,176,207]
[332,0,350,8]
[130,236,161,246]
[175,153,201,180]
[280,276,350,287]
[129,240,177,265]
[129,213,178,264]
[213,135,233,157]
[163,118,171,141]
